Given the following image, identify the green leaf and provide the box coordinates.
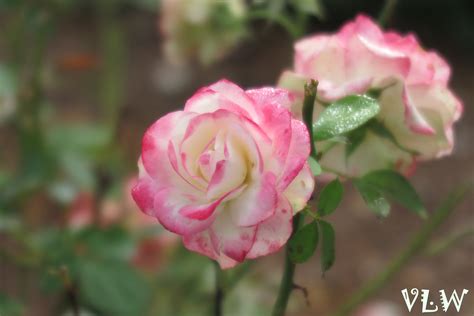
[0,212,21,232]
[0,294,24,316]
[288,221,319,263]
[124,0,158,11]
[345,127,366,159]
[319,220,335,273]
[59,151,95,189]
[360,169,427,218]
[308,156,322,176]
[318,179,343,216]
[313,95,380,141]
[290,0,325,19]
[47,123,110,154]
[354,179,391,218]
[0,64,17,96]
[367,119,399,144]
[367,119,418,155]
[0,64,17,122]
[76,227,136,261]
[78,260,151,315]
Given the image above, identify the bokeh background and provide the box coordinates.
[0,0,473,315]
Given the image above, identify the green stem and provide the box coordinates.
[226,261,253,292]
[425,227,474,256]
[378,0,398,27]
[272,80,318,316]
[330,184,472,316]
[213,261,224,316]
[304,208,320,221]
[321,167,351,180]
[302,80,318,158]
[271,213,304,316]
[98,0,126,139]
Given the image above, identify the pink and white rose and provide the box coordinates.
[160,0,246,65]
[279,14,462,177]
[132,79,315,268]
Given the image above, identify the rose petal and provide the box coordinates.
[142,111,199,191]
[209,211,258,262]
[405,84,462,126]
[246,87,294,112]
[277,119,311,190]
[208,79,259,120]
[402,85,436,135]
[179,110,236,181]
[247,196,293,259]
[183,231,241,269]
[283,162,314,212]
[168,141,207,191]
[318,77,373,101]
[247,91,293,165]
[206,135,247,200]
[131,177,156,217]
[153,188,215,235]
[184,87,220,113]
[295,35,347,86]
[183,230,217,259]
[346,35,410,86]
[185,79,258,121]
[227,172,278,227]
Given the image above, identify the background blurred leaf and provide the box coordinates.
[47,179,78,204]
[123,0,158,11]
[78,260,151,315]
[357,169,427,218]
[47,124,109,155]
[33,227,137,294]
[290,0,325,19]
[0,0,23,10]
[0,63,17,95]
[59,152,95,188]
[318,179,343,216]
[0,293,24,316]
[313,95,379,141]
[75,226,136,262]
[32,229,76,273]
[45,123,112,202]
[288,221,319,263]
[0,212,21,232]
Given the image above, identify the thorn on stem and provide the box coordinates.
[292,283,310,307]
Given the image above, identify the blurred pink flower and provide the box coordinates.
[66,182,179,271]
[355,301,402,316]
[66,193,123,229]
[66,192,95,230]
[132,79,315,268]
[159,0,247,65]
[131,233,179,272]
[279,14,462,177]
